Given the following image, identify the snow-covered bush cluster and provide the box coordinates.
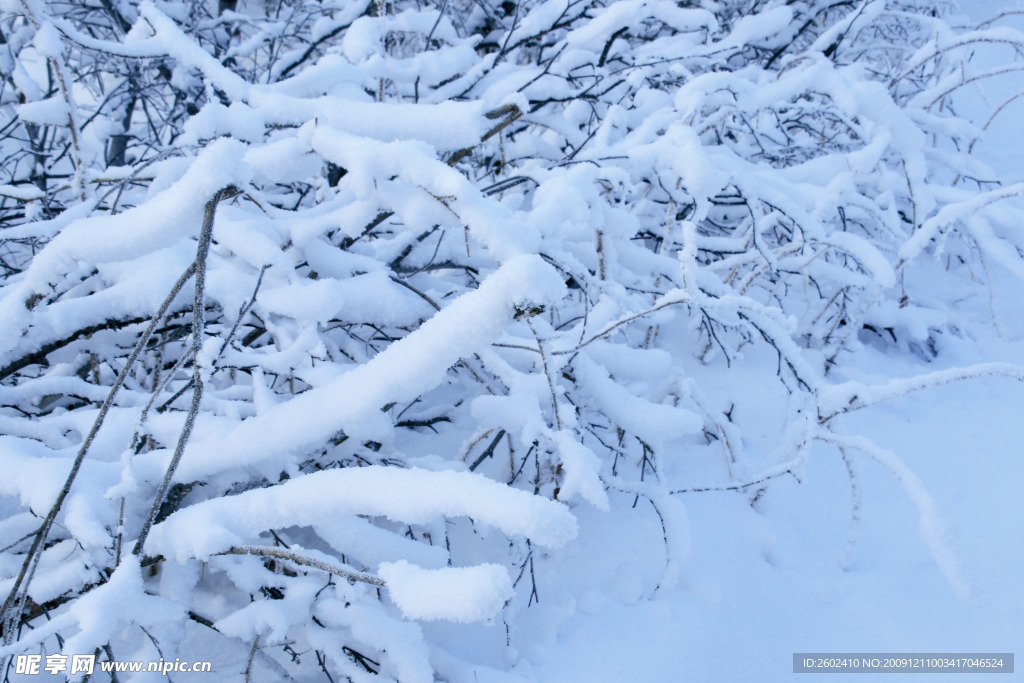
[1,0,1022,679]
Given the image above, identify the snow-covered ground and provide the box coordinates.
[509,335,1024,682]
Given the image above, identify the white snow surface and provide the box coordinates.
[379,561,514,623]
[148,466,578,561]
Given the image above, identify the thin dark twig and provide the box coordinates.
[133,187,233,556]
[469,429,506,471]
[218,264,270,357]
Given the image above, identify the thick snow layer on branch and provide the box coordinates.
[712,6,792,50]
[574,353,702,447]
[257,97,489,151]
[0,436,70,512]
[899,183,1024,265]
[565,1,715,49]
[139,2,251,102]
[146,466,578,559]
[172,254,565,479]
[0,139,250,360]
[819,231,896,288]
[379,560,514,622]
[551,430,610,511]
[15,97,70,126]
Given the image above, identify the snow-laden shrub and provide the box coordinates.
[1,0,1022,678]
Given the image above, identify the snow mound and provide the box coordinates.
[380,560,514,622]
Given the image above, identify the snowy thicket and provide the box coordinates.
[1,0,1022,679]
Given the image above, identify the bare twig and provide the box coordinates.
[133,187,234,556]
[221,546,384,587]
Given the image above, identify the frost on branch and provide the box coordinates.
[1,0,1023,679]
